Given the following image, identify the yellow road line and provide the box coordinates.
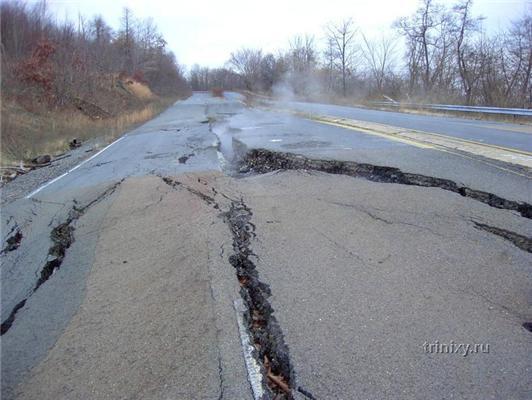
[261,107,531,174]
[313,114,532,156]
[316,119,436,149]
[303,114,531,176]
[407,129,532,156]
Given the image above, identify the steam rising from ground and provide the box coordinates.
[272,70,334,104]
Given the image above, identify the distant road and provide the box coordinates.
[226,95,531,203]
[275,99,532,152]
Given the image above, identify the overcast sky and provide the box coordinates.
[48,0,530,69]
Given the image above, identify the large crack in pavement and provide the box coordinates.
[0,180,123,335]
[225,200,294,399]
[242,149,532,219]
[160,175,295,399]
[241,149,532,254]
[472,221,532,253]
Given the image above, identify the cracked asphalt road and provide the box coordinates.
[1,92,531,399]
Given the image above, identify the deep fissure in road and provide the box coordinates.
[0,181,122,335]
[160,176,294,398]
[225,200,294,399]
[241,149,532,219]
[34,222,75,291]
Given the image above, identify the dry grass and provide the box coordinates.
[126,81,155,100]
[1,97,176,165]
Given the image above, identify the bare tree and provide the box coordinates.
[288,35,317,72]
[282,35,318,94]
[228,48,263,91]
[118,7,136,73]
[453,0,483,104]
[323,37,337,92]
[395,0,455,96]
[189,65,244,91]
[259,53,278,90]
[361,34,397,95]
[325,19,357,96]
[506,13,532,106]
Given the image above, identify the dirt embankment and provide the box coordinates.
[1,77,189,182]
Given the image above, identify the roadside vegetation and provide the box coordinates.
[189,0,531,109]
[1,1,190,164]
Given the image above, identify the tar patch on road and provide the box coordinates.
[178,153,195,164]
[2,230,23,253]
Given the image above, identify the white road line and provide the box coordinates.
[25,136,126,199]
[216,151,228,171]
[234,299,265,400]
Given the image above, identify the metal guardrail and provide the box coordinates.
[370,101,532,117]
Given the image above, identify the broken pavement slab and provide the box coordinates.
[3,167,531,400]
[5,168,532,400]
[10,175,251,400]
[234,170,532,399]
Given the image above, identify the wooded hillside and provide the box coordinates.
[1,1,190,162]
